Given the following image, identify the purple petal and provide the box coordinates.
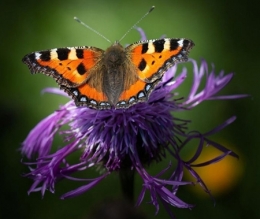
[61,173,109,199]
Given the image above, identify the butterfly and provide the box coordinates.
[22,38,194,110]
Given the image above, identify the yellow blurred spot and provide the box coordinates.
[184,141,244,197]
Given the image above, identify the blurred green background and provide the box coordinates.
[1,0,259,218]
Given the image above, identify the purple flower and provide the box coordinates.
[21,30,247,218]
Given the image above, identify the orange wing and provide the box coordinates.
[22,46,111,109]
[22,46,103,87]
[116,38,194,108]
[127,38,194,82]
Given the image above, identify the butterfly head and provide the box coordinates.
[103,42,126,68]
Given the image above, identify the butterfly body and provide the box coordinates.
[23,38,194,110]
[100,42,137,107]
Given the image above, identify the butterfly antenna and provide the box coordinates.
[74,17,111,43]
[119,6,155,42]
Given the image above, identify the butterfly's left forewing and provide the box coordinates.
[22,47,103,87]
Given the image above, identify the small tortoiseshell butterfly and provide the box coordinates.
[22,12,194,110]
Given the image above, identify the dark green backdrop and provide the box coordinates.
[1,0,259,218]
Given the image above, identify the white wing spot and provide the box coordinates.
[163,39,171,50]
[146,41,155,54]
[35,52,41,60]
[178,39,184,46]
[68,48,78,60]
[73,90,78,96]
[50,49,58,59]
